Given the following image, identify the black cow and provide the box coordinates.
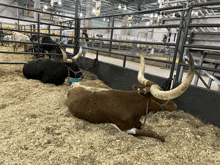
[23,47,83,86]
[41,35,62,54]
[68,39,73,44]
[30,35,64,59]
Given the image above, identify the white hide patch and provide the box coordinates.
[71,80,111,92]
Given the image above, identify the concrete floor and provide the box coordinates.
[67,49,220,92]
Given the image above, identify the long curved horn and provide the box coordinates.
[61,47,82,63]
[60,39,66,44]
[72,47,83,60]
[138,51,195,100]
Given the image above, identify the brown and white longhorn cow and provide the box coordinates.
[67,51,195,142]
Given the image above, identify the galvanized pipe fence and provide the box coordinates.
[0,1,220,91]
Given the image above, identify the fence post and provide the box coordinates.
[109,16,115,54]
[37,14,40,58]
[123,56,126,67]
[174,5,193,85]
[168,4,188,89]
[74,0,80,55]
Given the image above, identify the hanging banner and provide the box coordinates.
[95,1,101,16]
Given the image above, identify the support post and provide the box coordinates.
[123,56,126,67]
[109,16,115,54]
[74,0,80,55]
[174,5,193,86]
[37,14,40,58]
[168,4,187,89]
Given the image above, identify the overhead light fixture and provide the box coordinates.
[107,19,109,22]
[146,22,150,26]
[80,13,83,17]
[58,1,62,5]
[103,18,106,21]
[44,5,48,9]
[124,5,127,10]
[128,23,131,26]
[93,8,95,13]
[118,4,121,9]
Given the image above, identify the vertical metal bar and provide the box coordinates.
[18,20,20,30]
[96,50,99,60]
[74,0,80,55]
[109,16,115,53]
[30,25,32,36]
[37,14,40,58]
[48,25,50,35]
[208,63,218,88]
[174,6,193,83]
[168,4,186,85]
[60,23,62,42]
[194,51,206,85]
[123,56,126,67]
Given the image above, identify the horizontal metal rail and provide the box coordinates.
[180,62,220,73]
[80,37,176,46]
[0,62,26,64]
[84,47,173,64]
[80,24,180,30]
[0,15,74,29]
[191,1,220,8]
[189,24,220,27]
[0,51,67,56]
[0,3,76,20]
[0,28,74,39]
[0,39,73,47]
[80,5,185,20]
[184,55,220,86]
[185,44,220,50]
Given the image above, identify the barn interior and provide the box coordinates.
[0,0,220,164]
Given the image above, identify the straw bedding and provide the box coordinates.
[0,46,219,164]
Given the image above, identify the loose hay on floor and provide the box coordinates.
[0,45,220,164]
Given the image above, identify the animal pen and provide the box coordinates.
[0,1,220,164]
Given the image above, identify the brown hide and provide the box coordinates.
[67,81,177,131]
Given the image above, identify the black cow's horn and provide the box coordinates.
[61,47,82,63]
[138,51,195,100]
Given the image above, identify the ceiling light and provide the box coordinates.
[146,22,150,26]
[128,23,131,26]
[124,5,127,10]
[103,18,106,21]
[107,19,109,22]
[93,8,95,13]
[118,4,121,9]
[80,13,83,17]
[58,1,62,5]
[44,5,48,9]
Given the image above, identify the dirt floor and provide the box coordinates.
[0,45,220,164]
